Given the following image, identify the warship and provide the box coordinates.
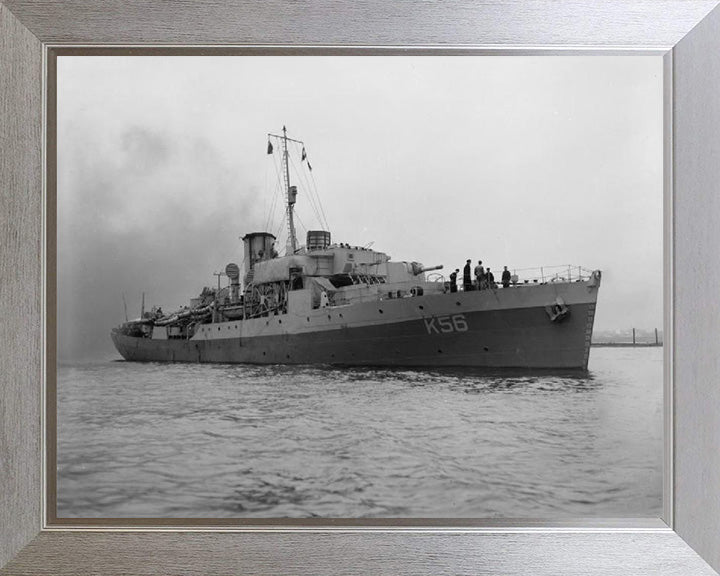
[111,128,601,369]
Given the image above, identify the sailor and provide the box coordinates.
[449,269,459,293]
[502,266,512,288]
[486,267,496,289]
[474,260,485,290]
[463,259,472,291]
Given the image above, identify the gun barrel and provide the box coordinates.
[418,264,444,274]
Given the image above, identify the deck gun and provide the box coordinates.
[410,262,444,276]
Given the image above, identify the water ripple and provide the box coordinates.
[58,347,663,518]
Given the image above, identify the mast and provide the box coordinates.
[268,126,307,253]
[122,293,128,322]
[282,126,298,253]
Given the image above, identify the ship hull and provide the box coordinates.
[111,282,599,369]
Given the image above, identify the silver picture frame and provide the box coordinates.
[2,1,720,574]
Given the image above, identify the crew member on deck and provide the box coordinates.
[502,266,512,288]
[486,267,496,289]
[463,260,472,291]
[450,269,459,293]
[474,260,485,290]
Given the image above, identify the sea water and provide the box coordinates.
[57,347,663,518]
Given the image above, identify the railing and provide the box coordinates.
[425,265,594,288]
[509,264,596,285]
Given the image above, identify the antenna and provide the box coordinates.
[141,292,145,318]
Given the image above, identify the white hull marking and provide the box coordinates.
[424,314,468,334]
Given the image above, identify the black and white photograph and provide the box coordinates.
[57,55,663,519]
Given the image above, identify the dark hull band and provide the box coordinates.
[111,302,597,369]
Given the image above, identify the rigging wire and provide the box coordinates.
[263,148,269,229]
[308,169,330,232]
[296,142,329,231]
[294,210,308,239]
[293,140,330,231]
[289,141,330,231]
[272,151,286,229]
[264,151,284,234]
[288,142,317,218]
[288,152,324,230]
[273,208,288,240]
[263,156,276,232]
[263,150,276,232]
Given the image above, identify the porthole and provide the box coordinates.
[418,305,424,311]
[456,301,461,306]
[279,319,282,324]
[438,349,443,354]
[483,346,490,352]
[379,309,384,314]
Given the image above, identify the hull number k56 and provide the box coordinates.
[424,314,469,334]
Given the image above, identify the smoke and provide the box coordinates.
[58,124,263,362]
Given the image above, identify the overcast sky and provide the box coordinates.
[57,56,663,362]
